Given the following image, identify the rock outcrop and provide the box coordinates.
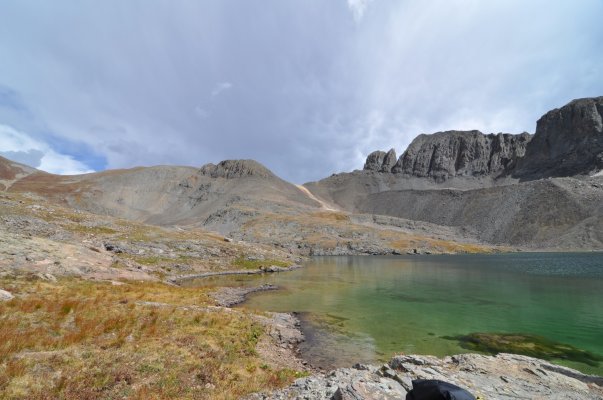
[363,96,603,182]
[363,148,397,172]
[515,96,603,179]
[199,159,276,179]
[393,131,532,181]
[364,131,532,181]
[363,150,386,171]
[253,353,603,400]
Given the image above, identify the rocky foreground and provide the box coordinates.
[250,353,603,399]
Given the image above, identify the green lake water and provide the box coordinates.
[185,253,603,375]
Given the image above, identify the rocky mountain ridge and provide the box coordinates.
[364,131,533,182]
[2,96,603,251]
[307,96,603,250]
[363,96,603,182]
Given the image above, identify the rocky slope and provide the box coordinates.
[7,159,320,232]
[2,158,492,256]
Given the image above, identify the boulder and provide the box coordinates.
[0,289,14,301]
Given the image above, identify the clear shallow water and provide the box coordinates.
[185,253,603,375]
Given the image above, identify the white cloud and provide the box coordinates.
[347,0,374,22]
[0,1,601,183]
[0,124,94,175]
[211,82,233,97]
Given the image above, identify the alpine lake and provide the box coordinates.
[183,253,603,376]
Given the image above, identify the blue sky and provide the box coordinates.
[1,0,602,182]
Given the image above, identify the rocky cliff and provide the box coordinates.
[364,148,397,172]
[363,96,603,182]
[364,131,532,182]
[515,96,603,179]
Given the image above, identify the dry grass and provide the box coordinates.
[385,232,502,254]
[0,277,303,399]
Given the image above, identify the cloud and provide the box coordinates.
[0,1,601,183]
[211,82,233,97]
[0,124,94,175]
[347,0,374,22]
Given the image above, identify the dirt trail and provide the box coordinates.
[295,185,339,211]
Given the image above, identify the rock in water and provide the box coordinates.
[516,96,603,178]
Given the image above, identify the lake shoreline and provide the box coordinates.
[190,254,603,398]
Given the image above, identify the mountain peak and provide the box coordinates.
[198,159,276,179]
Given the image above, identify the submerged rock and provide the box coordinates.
[446,332,603,367]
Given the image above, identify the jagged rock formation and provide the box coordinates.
[199,159,275,179]
[363,150,386,171]
[363,149,398,172]
[363,96,603,182]
[515,96,603,179]
[364,131,532,181]
[392,131,531,181]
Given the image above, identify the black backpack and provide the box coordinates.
[406,379,476,400]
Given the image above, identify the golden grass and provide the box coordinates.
[0,277,303,399]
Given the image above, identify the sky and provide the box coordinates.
[1,1,602,182]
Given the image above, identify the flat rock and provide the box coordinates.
[253,353,603,399]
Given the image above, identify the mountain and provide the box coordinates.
[6,159,321,232]
[0,158,497,256]
[2,96,603,251]
[304,96,603,249]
